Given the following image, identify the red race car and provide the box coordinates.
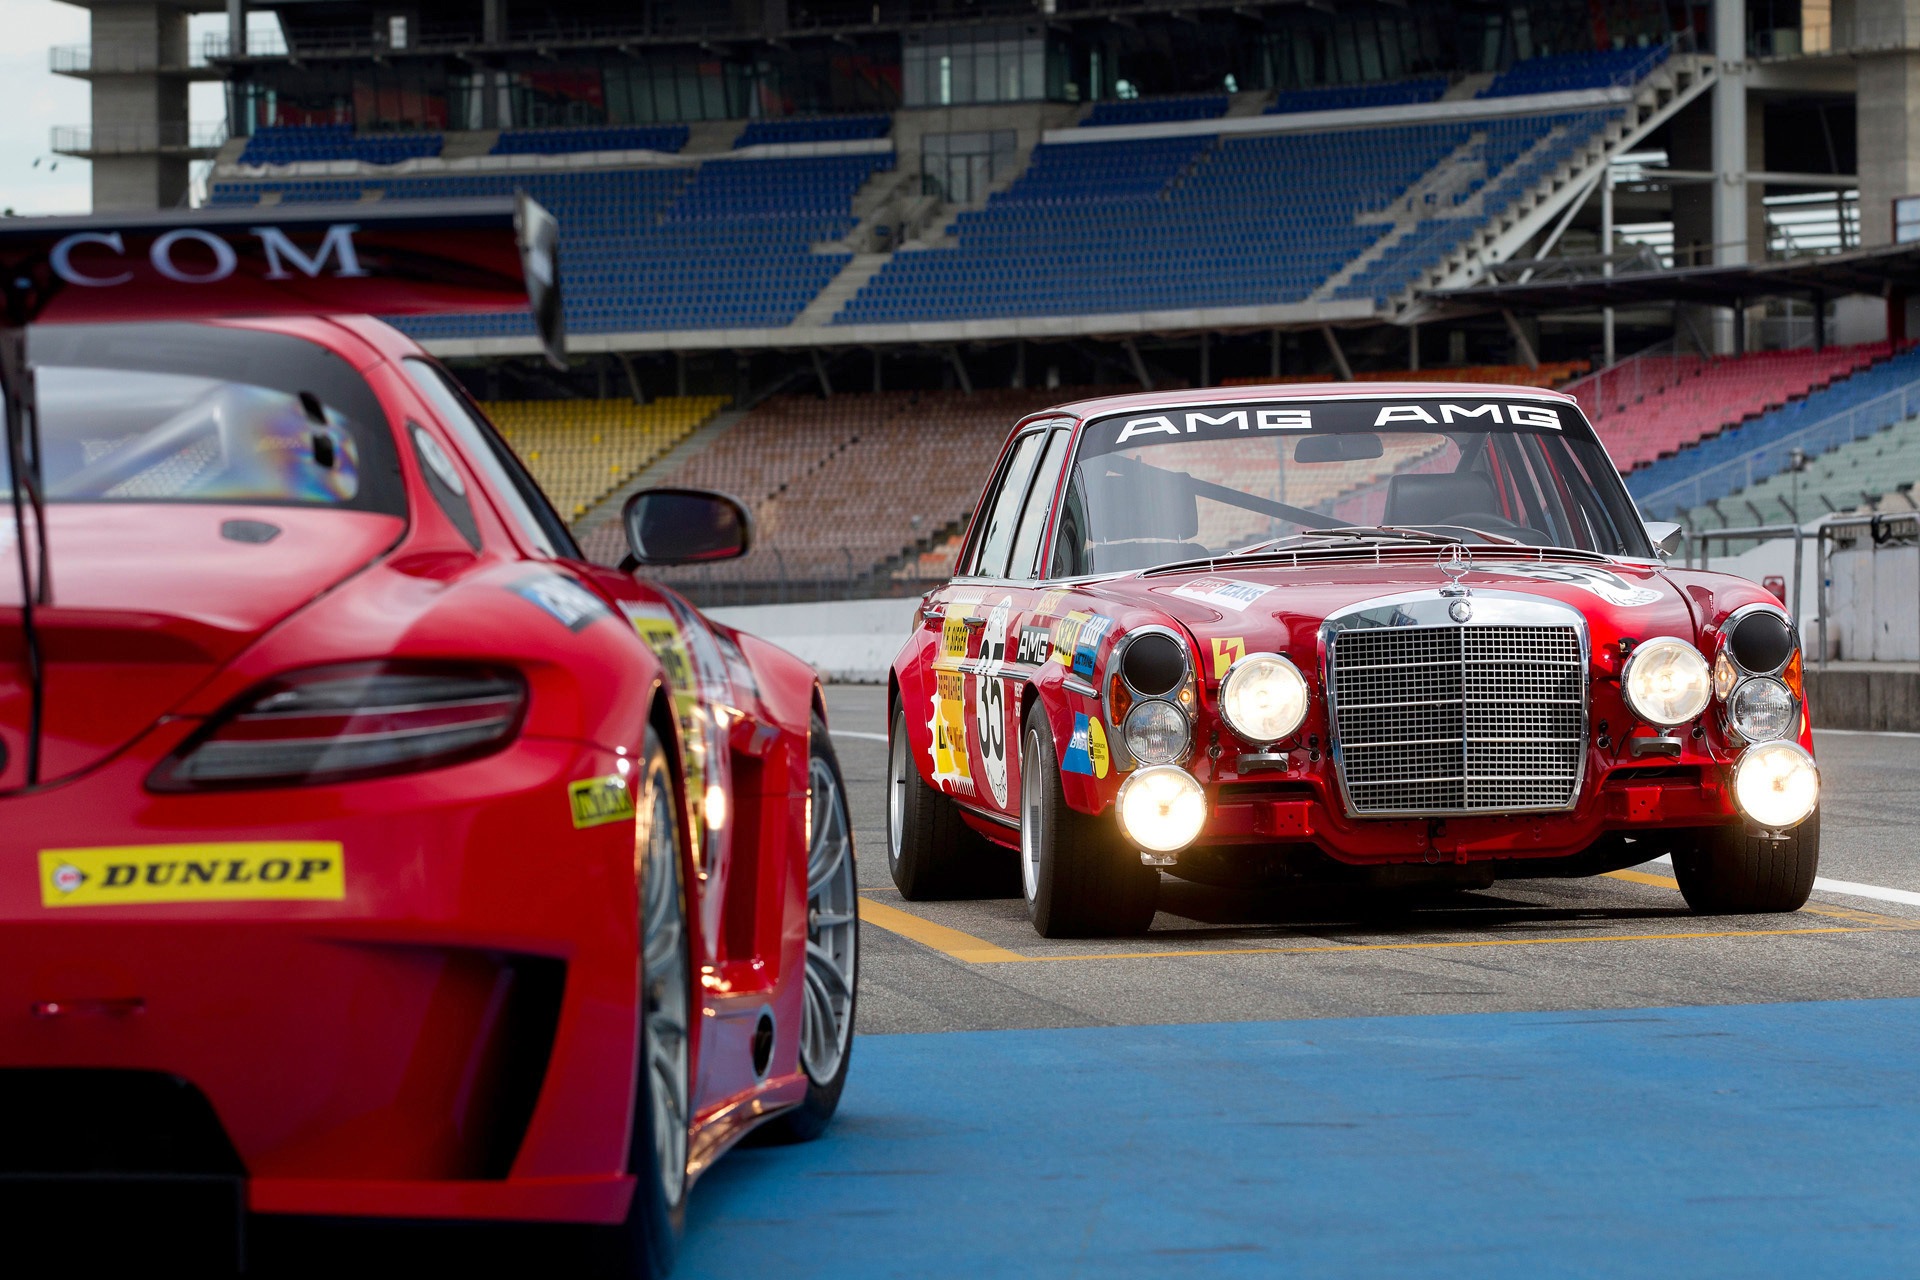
[889,384,1818,936]
[0,203,857,1275]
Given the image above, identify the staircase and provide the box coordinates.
[794,254,891,326]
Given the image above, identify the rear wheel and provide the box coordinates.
[887,696,1015,899]
[1673,812,1820,914]
[1020,706,1158,938]
[755,715,858,1144]
[588,728,689,1280]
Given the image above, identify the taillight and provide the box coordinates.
[151,662,527,791]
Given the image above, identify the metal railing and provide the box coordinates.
[1680,523,1806,630]
[655,556,949,609]
[52,121,229,156]
[49,43,209,74]
[1634,377,1920,519]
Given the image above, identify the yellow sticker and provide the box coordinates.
[1052,611,1090,666]
[570,776,636,829]
[39,843,344,908]
[930,670,972,790]
[1211,636,1247,680]
[1086,717,1110,779]
[939,605,973,666]
[1034,589,1069,618]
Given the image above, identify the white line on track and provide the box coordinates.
[1646,854,1920,907]
[831,729,890,742]
[1815,728,1920,739]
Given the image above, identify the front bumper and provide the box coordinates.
[0,723,645,1225]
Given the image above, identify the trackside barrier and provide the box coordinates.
[1634,379,1920,519]
[1816,512,1920,666]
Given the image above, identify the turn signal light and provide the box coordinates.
[151,662,527,790]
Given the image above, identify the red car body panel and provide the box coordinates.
[894,383,1808,875]
[0,314,820,1224]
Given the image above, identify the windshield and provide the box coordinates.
[1055,396,1649,575]
[4,323,403,515]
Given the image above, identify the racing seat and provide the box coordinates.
[1090,464,1209,571]
[1383,472,1502,528]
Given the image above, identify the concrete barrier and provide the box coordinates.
[1806,662,1920,731]
[708,596,915,684]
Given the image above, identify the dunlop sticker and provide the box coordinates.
[40,843,345,908]
[570,776,636,829]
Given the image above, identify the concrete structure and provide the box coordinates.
[51,0,224,211]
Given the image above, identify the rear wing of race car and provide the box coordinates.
[0,195,562,786]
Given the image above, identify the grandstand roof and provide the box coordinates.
[1051,381,1578,419]
[1429,241,1920,314]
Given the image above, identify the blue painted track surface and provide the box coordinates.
[681,999,1920,1278]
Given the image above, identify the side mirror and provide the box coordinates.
[623,487,752,567]
[1644,520,1683,558]
[1295,432,1384,463]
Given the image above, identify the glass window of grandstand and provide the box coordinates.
[922,131,1017,204]
[904,25,1046,107]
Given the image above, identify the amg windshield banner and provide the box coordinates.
[1080,398,1582,457]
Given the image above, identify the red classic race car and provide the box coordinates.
[889,383,1818,937]
[0,205,856,1274]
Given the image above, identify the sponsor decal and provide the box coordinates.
[569,776,635,829]
[511,573,607,632]
[929,671,973,793]
[49,223,370,289]
[620,601,723,870]
[1052,611,1091,666]
[1488,563,1662,607]
[1016,625,1054,666]
[974,597,1013,807]
[939,603,974,668]
[1171,577,1274,613]
[1061,714,1111,779]
[1073,615,1116,678]
[1033,589,1070,618]
[1210,636,1247,679]
[39,843,344,908]
[1083,399,1575,459]
[1114,407,1314,446]
[1373,402,1561,429]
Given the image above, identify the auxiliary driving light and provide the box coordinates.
[1621,636,1711,727]
[1218,652,1309,744]
[1733,739,1819,829]
[1123,699,1189,765]
[1115,766,1207,854]
[1728,678,1796,742]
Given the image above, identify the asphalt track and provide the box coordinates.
[676,686,1920,1278]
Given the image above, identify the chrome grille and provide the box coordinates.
[1331,624,1584,814]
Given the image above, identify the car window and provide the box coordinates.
[968,431,1045,579]
[1007,428,1071,580]
[401,359,579,560]
[17,322,403,516]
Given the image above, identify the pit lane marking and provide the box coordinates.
[831,729,890,743]
[857,894,1910,966]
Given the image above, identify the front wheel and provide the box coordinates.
[1019,706,1158,938]
[1672,811,1820,914]
[887,696,1015,899]
[755,714,858,1144]
[587,727,690,1280]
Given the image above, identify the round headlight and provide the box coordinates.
[1123,699,1189,765]
[1218,653,1309,744]
[1115,766,1207,853]
[1621,637,1711,727]
[1713,649,1738,702]
[1729,677,1796,742]
[1733,739,1819,829]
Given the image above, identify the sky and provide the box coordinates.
[0,0,235,216]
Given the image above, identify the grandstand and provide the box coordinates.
[484,396,727,521]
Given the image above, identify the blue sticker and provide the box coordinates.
[1061,714,1110,778]
[1073,615,1115,678]
[510,574,607,632]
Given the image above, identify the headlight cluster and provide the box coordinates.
[1109,630,1195,767]
[1716,608,1802,746]
[1219,653,1309,744]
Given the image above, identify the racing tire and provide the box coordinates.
[887,696,1017,900]
[589,728,690,1280]
[754,715,859,1145]
[1672,811,1820,915]
[1020,704,1158,938]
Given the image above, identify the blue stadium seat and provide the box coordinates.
[239,125,442,167]
[492,125,690,156]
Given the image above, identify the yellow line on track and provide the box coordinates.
[857,896,1026,964]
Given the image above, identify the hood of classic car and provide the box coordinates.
[1075,550,1696,673]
